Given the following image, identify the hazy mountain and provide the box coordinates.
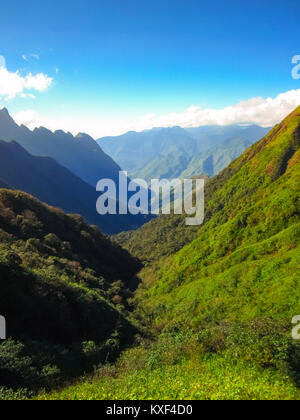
[98,124,270,181]
[180,136,254,178]
[0,140,150,235]
[99,126,197,179]
[0,108,121,187]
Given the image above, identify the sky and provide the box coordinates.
[0,0,300,137]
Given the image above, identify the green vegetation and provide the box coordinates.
[133,107,300,331]
[0,189,141,396]
[95,106,300,400]
[37,321,300,400]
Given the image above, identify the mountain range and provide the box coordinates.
[0,108,121,187]
[98,124,271,181]
[0,140,151,234]
[0,109,152,234]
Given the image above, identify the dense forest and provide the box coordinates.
[0,189,142,398]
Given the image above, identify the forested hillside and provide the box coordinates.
[0,189,141,396]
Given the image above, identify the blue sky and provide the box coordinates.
[0,0,300,136]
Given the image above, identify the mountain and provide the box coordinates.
[122,106,300,328]
[0,188,141,392]
[0,140,150,235]
[99,126,197,176]
[180,136,254,178]
[0,108,121,187]
[98,124,270,182]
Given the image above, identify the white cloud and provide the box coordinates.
[20,93,36,99]
[11,89,300,139]
[24,72,52,92]
[22,53,40,61]
[0,55,52,100]
[0,55,6,68]
[13,109,38,126]
[135,89,300,130]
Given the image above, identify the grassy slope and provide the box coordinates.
[134,106,300,329]
[38,356,300,400]
[37,320,300,400]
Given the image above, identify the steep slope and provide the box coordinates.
[0,140,148,235]
[180,136,254,178]
[0,108,121,187]
[0,189,141,392]
[123,106,300,328]
[99,125,270,181]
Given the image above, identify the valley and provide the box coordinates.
[1,0,299,403]
[1,105,299,400]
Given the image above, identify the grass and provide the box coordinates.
[36,354,300,401]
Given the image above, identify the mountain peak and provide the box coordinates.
[0,107,20,138]
[76,132,94,141]
[0,107,9,116]
[0,107,15,122]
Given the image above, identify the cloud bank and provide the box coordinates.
[0,55,52,100]
[11,89,300,138]
[137,89,300,130]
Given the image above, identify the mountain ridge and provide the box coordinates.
[0,108,121,187]
[0,139,150,234]
[98,124,271,181]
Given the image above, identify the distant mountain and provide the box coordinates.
[98,125,270,181]
[180,136,254,178]
[0,108,121,187]
[99,126,197,180]
[0,140,150,235]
